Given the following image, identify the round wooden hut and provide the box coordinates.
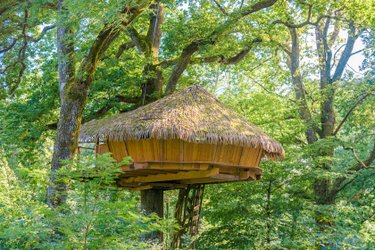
[79,85,284,189]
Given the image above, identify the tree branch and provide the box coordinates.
[158,57,179,67]
[128,26,147,53]
[212,0,228,15]
[9,8,29,95]
[329,21,340,47]
[333,90,374,135]
[331,43,346,69]
[31,25,56,43]
[241,0,277,16]
[331,22,359,82]
[273,3,313,28]
[351,49,364,56]
[115,41,135,58]
[335,174,360,193]
[191,38,261,65]
[114,94,142,103]
[333,142,375,194]
[46,94,141,130]
[0,39,16,54]
[165,41,200,94]
[350,143,375,171]
[164,0,277,94]
[78,4,149,87]
[344,144,375,171]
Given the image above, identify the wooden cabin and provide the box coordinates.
[80,85,284,190]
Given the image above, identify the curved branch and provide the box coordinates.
[32,25,56,43]
[344,143,375,171]
[46,94,142,130]
[165,0,277,94]
[273,4,313,28]
[191,38,261,65]
[0,39,16,54]
[333,90,374,135]
[333,142,375,194]
[331,43,346,69]
[115,41,135,58]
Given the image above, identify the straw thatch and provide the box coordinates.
[80,85,284,159]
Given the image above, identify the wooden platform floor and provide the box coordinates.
[116,162,262,190]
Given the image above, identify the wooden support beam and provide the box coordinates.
[212,174,240,181]
[180,171,260,185]
[180,177,231,185]
[148,162,209,170]
[122,162,210,171]
[119,168,219,184]
[150,183,188,189]
[96,143,109,154]
[126,185,153,191]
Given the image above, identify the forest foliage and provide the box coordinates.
[0,0,374,249]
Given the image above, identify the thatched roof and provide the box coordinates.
[80,85,284,159]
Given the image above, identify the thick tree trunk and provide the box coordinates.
[47,1,149,207]
[48,92,87,207]
[141,189,164,243]
[312,21,359,240]
[142,1,164,103]
[47,0,79,207]
[126,1,164,104]
[287,27,317,144]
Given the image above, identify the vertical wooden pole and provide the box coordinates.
[141,189,164,243]
[171,184,205,249]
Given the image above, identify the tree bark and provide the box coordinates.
[47,0,150,207]
[142,0,164,103]
[141,189,164,243]
[286,27,317,144]
[47,0,77,207]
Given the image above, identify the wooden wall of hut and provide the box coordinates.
[97,139,263,169]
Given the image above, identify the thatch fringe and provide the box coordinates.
[80,85,285,159]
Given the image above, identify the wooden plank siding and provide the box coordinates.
[99,139,262,167]
[96,139,264,188]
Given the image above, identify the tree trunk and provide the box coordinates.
[141,189,164,243]
[287,27,317,144]
[47,0,148,207]
[47,0,79,207]
[312,20,358,241]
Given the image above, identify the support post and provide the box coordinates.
[141,189,164,243]
[171,184,205,249]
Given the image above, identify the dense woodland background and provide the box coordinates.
[0,0,374,249]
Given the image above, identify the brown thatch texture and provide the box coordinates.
[80,85,284,159]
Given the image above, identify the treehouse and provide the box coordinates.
[79,85,284,190]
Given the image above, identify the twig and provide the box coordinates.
[351,49,365,56]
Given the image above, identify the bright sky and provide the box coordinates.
[347,38,366,76]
